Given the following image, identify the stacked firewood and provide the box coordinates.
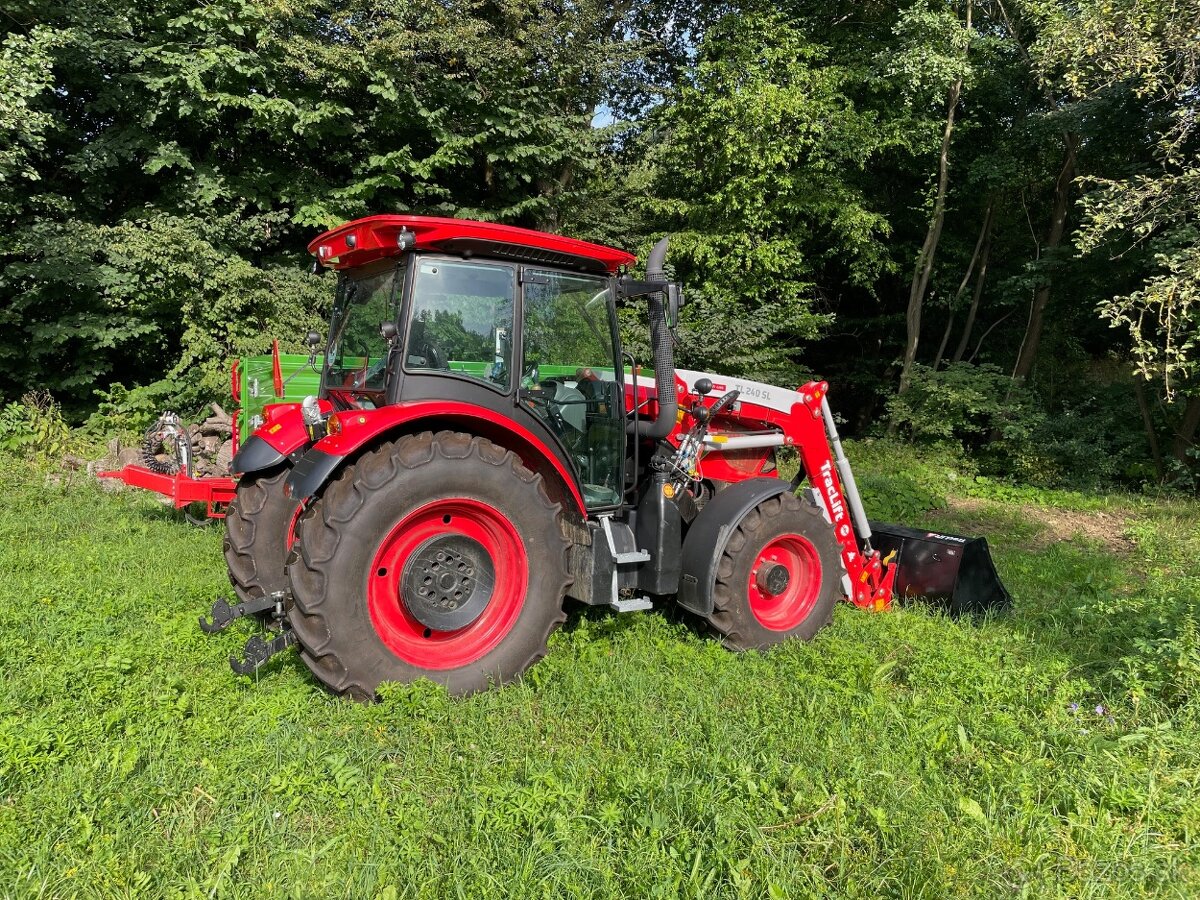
[189,403,235,476]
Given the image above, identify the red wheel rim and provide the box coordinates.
[367,498,528,669]
[747,534,822,631]
[286,502,303,550]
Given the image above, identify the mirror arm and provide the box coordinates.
[615,277,669,301]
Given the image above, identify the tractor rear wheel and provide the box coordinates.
[287,431,571,699]
[704,491,841,651]
[223,466,301,609]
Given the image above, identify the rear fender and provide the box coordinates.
[231,402,322,475]
[284,401,586,516]
[231,405,304,475]
[676,477,791,616]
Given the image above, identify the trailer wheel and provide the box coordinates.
[223,466,300,609]
[287,431,570,699]
[704,491,841,650]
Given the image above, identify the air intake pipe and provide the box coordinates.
[628,236,678,440]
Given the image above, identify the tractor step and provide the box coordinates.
[613,550,651,565]
[229,628,297,676]
[199,592,286,633]
[610,596,653,613]
[600,515,650,565]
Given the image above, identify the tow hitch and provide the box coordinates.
[200,590,297,675]
[199,591,287,633]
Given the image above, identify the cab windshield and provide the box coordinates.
[325,264,403,394]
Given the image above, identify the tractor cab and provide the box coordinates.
[310,216,639,510]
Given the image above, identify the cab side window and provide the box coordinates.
[406,260,516,389]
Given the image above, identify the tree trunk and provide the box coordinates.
[935,200,994,370]
[897,76,964,397]
[896,0,972,398]
[952,201,995,363]
[967,310,1017,363]
[1171,394,1200,467]
[932,313,956,371]
[1133,377,1165,481]
[1010,132,1079,385]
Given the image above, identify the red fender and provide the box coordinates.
[252,403,311,455]
[313,401,587,515]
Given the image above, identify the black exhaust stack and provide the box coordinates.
[630,237,677,440]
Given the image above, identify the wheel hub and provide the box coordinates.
[747,533,822,631]
[756,562,790,596]
[401,534,496,631]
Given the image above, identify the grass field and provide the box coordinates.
[1,443,1198,898]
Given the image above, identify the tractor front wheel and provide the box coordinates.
[287,431,571,699]
[703,491,842,651]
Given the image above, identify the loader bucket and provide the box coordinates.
[869,523,1011,617]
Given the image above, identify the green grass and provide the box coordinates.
[1,447,1199,898]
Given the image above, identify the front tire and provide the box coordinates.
[287,431,571,699]
[703,491,842,651]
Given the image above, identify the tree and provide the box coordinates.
[640,11,898,381]
[0,0,707,410]
[1036,0,1200,464]
[889,0,975,396]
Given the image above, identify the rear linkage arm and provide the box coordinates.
[199,591,287,633]
[200,590,299,675]
[229,630,297,676]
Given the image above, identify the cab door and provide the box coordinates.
[518,268,626,510]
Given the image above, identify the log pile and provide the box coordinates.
[189,403,235,477]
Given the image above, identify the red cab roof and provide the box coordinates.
[308,215,636,275]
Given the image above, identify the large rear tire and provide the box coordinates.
[703,491,841,651]
[223,466,301,606]
[287,431,571,699]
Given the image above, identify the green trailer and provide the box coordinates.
[100,346,324,520]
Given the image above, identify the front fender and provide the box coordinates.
[256,403,311,454]
[676,477,792,616]
[283,401,586,514]
[230,435,288,476]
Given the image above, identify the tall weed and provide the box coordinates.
[0,390,70,458]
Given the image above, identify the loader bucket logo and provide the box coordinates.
[817,460,851,537]
[925,532,968,543]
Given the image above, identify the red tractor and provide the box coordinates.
[207,215,1008,697]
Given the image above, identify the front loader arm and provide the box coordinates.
[672,375,895,610]
[786,382,895,610]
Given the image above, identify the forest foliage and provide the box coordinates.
[1,0,1197,488]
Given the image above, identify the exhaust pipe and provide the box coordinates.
[630,237,678,440]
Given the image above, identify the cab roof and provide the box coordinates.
[308,214,637,275]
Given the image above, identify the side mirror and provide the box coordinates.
[379,321,398,344]
[666,283,684,327]
[306,331,323,348]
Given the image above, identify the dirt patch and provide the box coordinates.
[946,497,1136,554]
